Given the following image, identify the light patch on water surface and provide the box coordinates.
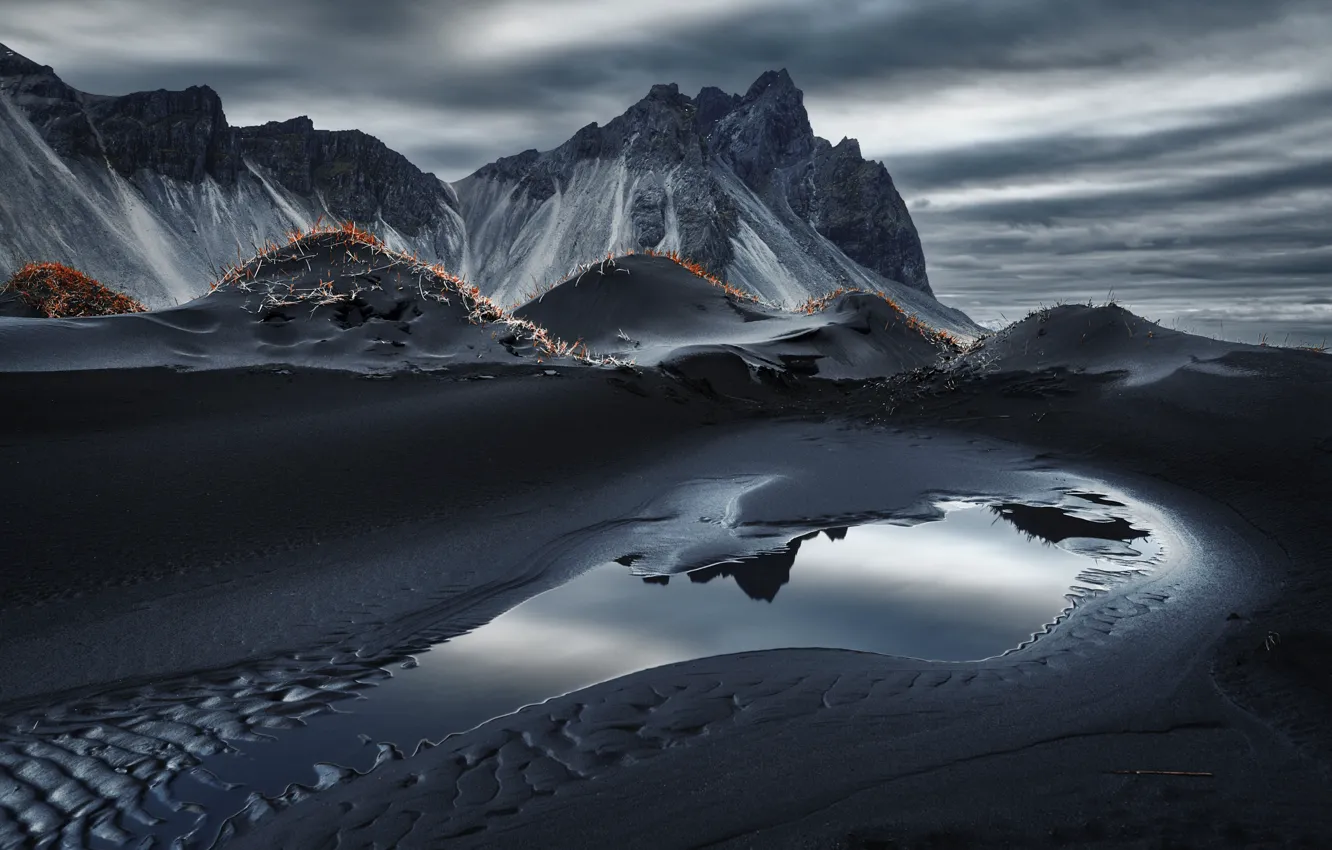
[445,500,1158,678]
[214,495,1160,808]
[0,493,1162,849]
[209,497,1164,808]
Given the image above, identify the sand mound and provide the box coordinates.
[1,230,965,385]
[516,253,959,386]
[0,223,620,373]
[738,291,959,379]
[958,303,1265,386]
[205,223,606,364]
[0,262,147,318]
[4,239,1332,848]
[515,254,770,352]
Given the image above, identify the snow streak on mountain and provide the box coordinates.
[0,46,969,332]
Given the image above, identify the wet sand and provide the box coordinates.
[1,249,1329,848]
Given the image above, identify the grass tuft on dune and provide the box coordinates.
[524,248,960,352]
[2,262,147,318]
[638,248,764,305]
[517,249,767,309]
[209,219,630,367]
[634,250,960,349]
[798,286,960,348]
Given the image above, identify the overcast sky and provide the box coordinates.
[3,0,1330,342]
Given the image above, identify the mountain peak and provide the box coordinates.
[0,44,71,98]
[0,43,42,71]
[625,81,692,118]
[178,83,221,99]
[743,68,798,101]
[708,69,815,182]
[834,136,862,157]
[250,115,316,133]
[458,64,930,300]
[694,86,741,138]
[646,82,681,100]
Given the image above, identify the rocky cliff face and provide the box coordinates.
[706,71,928,292]
[0,46,956,330]
[709,70,818,186]
[0,46,457,235]
[230,117,461,235]
[0,46,104,160]
[455,68,934,310]
[464,83,739,278]
[83,86,235,184]
[0,43,463,306]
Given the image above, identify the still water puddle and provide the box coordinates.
[26,493,1161,847]
[207,496,1160,791]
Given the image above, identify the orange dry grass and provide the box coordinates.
[640,248,763,304]
[552,249,959,349]
[210,220,628,366]
[509,249,764,312]
[515,276,561,306]
[1,262,147,317]
[797,286,959,348]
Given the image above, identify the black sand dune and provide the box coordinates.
[1,245,953,386]
[211,315,1332,850]
[2,245,1331,849]
[515,254,775,351]
[0,228,601,374]
[516,253,957,387]
[961,301,1258,386]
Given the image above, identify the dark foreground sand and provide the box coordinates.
[1,251,1329,848]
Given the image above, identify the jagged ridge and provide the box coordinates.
[0,42,465,307]
[457,68,934,311]
[0,44,966,335]
[0,46,455,234]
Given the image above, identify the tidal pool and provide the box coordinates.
[207,495,1160,792]
[34,492,1162,848]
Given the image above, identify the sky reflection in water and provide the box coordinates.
[213,498,1159,797]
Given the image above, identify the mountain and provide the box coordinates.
[457,70,933,309]
[0,45,967,332]
[0,44,464,307]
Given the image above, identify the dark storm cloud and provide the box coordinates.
[553,0,1329,90]
[1,0,1329,340]
[8,0,1328,158]
[1135,253,1332,282]
[928,160,1332,227]
[888,86,1332,193]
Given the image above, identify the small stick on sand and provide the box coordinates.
[1110,770,1213,777]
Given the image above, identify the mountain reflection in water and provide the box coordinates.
[650,528,853,602]
[102,494,1162,849]
[990,502,1151,545]
[649,491,1154,604]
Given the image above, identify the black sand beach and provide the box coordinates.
[1,242,1329,848]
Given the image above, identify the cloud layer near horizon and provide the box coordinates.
[3,0,1329,342]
